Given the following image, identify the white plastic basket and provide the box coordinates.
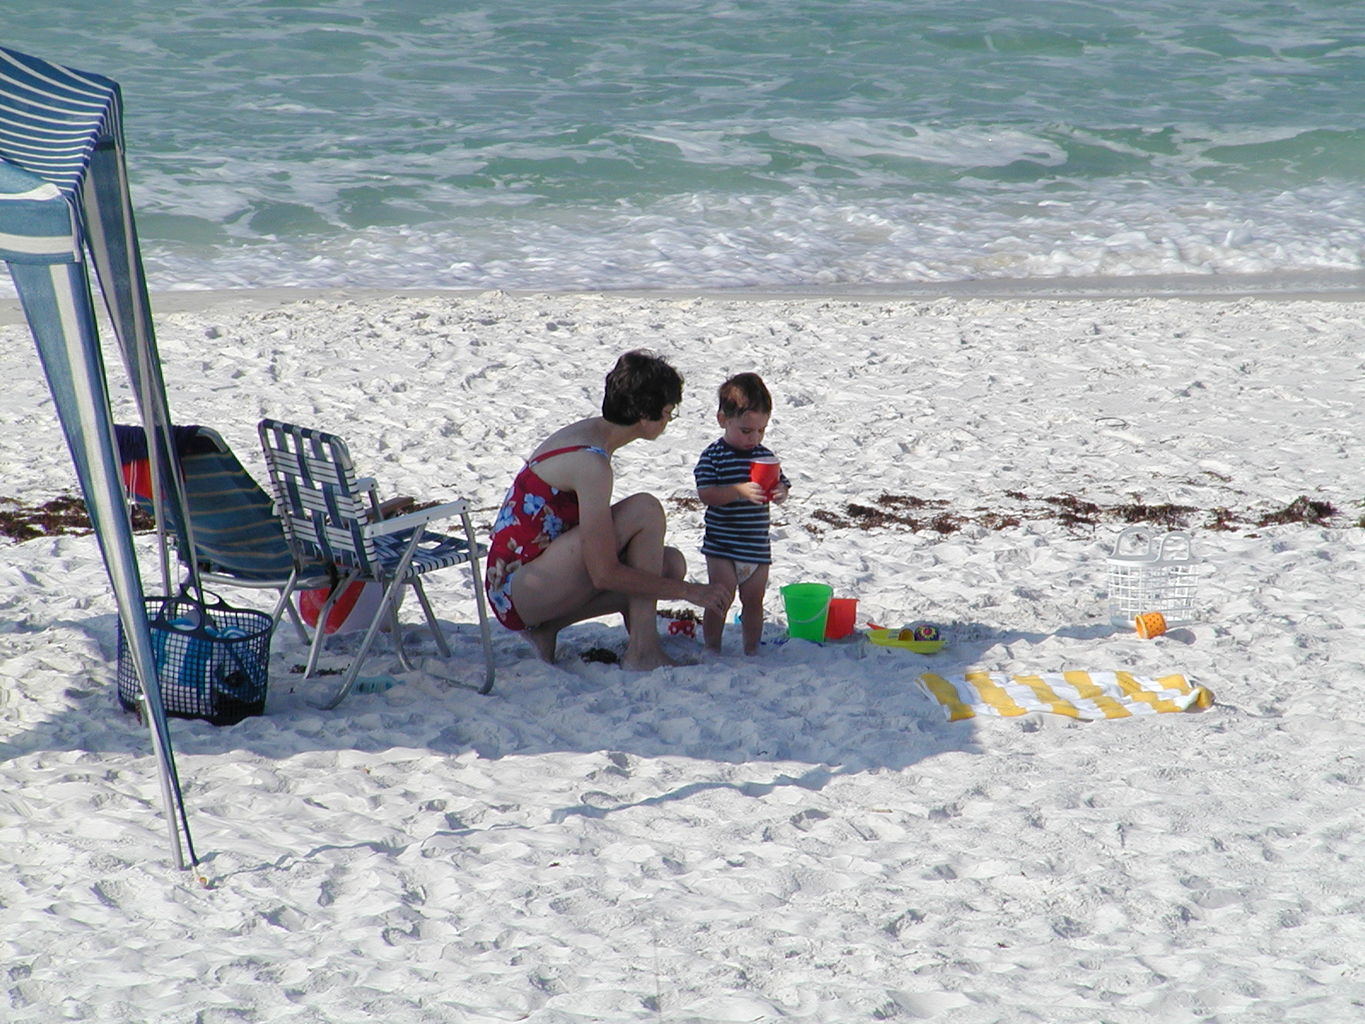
[1106,527,1199,627]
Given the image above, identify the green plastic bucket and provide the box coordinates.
[781,583,833,641]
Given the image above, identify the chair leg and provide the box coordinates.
[322,527,433,707]
[411,578,451,658]
[278,588,313,645]
[303,607,332,678]
[461,511,496,695]
[390,586,417,672]
[474,583,495,695]
[322,576,407,710]
[266,571,312,645]
[305,570,360,678]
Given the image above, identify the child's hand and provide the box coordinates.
[770,482,790,504]
[737,481,769,504]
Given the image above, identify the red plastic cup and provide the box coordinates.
[749,457,781,496]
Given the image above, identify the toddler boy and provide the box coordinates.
[693,373,790,654]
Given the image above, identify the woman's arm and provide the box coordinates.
[574,457,691,598]
[569,459,722,616]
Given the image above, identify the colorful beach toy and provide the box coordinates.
[866,622,947,654]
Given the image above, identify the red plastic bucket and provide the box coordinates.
[824,597,858,639]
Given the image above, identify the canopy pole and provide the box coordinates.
[11,259,190,870]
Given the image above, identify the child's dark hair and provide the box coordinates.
[602,350,684,425]
[716,372,772,418]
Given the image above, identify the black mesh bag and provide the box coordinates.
[117,588,273,726]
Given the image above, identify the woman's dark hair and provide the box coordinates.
[602,350,684,424]
[716,372,772,418]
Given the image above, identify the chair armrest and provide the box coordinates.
[363,499,470,537]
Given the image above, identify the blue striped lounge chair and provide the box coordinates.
[115,424,330,642]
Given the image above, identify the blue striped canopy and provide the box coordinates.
[0,46,193,868]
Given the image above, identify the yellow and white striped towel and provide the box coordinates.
[917,670,1215,722]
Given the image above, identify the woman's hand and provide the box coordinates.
[687,580,733,616]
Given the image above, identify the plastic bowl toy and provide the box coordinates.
[866,621,946,654]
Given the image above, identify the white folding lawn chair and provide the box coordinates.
[257,418,495,707]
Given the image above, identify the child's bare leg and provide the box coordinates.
[702,556,738,653]
[738,564,769,655]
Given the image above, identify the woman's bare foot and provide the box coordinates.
[523,625,559,663]
[620,645,679,672]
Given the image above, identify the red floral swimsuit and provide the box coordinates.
[484,445,609,630]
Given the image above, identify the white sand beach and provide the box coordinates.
[1,289,1362,1022]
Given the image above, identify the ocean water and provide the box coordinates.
[5,0,1364,294]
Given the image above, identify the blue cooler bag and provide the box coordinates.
[117,588,273,725]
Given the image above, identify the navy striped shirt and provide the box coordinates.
[693,439,789,563]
